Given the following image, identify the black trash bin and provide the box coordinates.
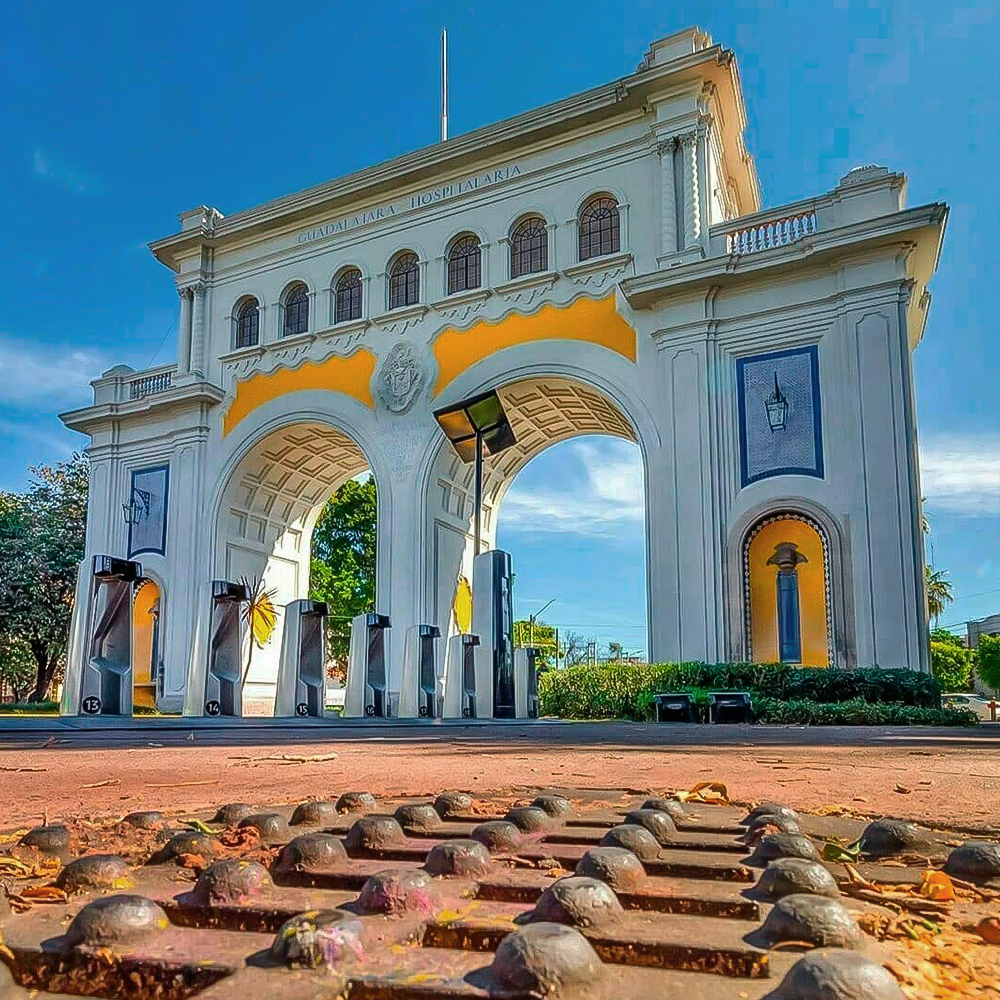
[653,693,696,723]
[708,691,752,724]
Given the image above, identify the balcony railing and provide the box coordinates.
[129,370,173,399]
[726,210,817,256]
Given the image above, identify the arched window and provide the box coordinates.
[509,216,548,278]
[235,298,259,348]
[282,283,309,336]
[335,268,363,323]
[447,234,482,294]
[578,195,620,260]
[388,252,420,309]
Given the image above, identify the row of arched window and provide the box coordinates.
[233,195,621,348]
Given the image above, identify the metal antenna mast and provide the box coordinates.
[440,28,448,142]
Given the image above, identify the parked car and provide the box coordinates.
[942,692,996,721]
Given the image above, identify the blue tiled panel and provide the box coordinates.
[127,464,170,557]
[737,346,823,486]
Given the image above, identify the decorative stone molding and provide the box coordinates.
[495,271,558,306]
[431,288,491,323]
[563,252,634,289]
[371,303,429,335]
[376,342,424,414]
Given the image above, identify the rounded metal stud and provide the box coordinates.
[574,847,645,891]
[336,791,377,814]
[210,803,255,825]
[65,895,169,948]
[470,820,522,854]
[149,831,219,865]
[424,839,491,877]
[755,858,840,900]
[276,833,347,873]
[531,794,573,818]
[505,806,552,833]
[944,840,1000,884]
[858,819,930,858]
[190,859,272,905]
[750,833,820,865]
[599,824,660,861]
[56,855,133,895]
[344,816,405,853]
[433,792,473,818]
[490,922,606,998]
[290,801,338,826]
[622,808,676,844]
[764,948,905,999]
[526,876,624,929]
[761,894,863,949]
[237,812,290,845]
[270,909,361,969]
[394,804,443,832]
[358,869,439,915]
[19,824,71,857]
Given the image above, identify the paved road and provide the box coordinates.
[1,716,997,750]
[2,719,999,833]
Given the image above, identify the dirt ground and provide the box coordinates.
[1,721,999,832]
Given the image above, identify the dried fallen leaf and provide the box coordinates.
[19,886,68,903]
[917,871,956,903]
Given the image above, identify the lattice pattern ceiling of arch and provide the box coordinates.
[224,423,369,549]
[433,378,637,533]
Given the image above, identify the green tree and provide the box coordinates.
[930,640,974,692]
[513,619,563,668]
[925,566,953,623]
[0,455,88,701]
[977,634,1000,695]
[930,627,964,646]
[0,633,36,703]
[309,477,377,675]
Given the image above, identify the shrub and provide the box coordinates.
[751,697,977,727]
[930,641,975,692]
[538,661,941,720]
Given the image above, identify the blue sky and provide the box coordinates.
[1,1,997,653]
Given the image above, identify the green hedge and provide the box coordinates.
[538,661,942,721]
[752,696,977,727]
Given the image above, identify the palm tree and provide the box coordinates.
[925,566,953,624]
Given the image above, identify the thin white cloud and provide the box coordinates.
[0,416,77,455]
[920,433,1000,516]
[32,148,100,195]
[0,335,104,407]
[500,439,644,537]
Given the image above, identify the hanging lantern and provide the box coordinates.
[764,372,789,432]
[122,487,151,525]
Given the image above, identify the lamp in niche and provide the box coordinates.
[122,486,151,526]
[766,542,808,664]
[764,372,789,432]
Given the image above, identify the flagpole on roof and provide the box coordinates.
[440,28,449,142]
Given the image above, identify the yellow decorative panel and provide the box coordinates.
[432,294,636,397]
[132,579,159,709]
[222,349,377,437]
[453,575,473,634]
[747,517,829,667]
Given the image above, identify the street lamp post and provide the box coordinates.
[433,389,517,559]
[529,598,556,646]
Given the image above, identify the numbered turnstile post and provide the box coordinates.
[66,555,142,716]
[345,613,391,718]
[472,549,516,719]
[441,633,482,718]
[399,624,441,718]
[514,646,540,719]
[275,599,328,718]
[204,580,250,717]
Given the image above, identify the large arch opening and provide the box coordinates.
[216,421,375,711]
[424,376,648,662]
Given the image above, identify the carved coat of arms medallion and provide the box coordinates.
[377,342,424,414]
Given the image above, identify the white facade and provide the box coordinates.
[61,28,946,714]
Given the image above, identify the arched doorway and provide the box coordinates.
[132,578,160,711]
[424,376,648,652]
[214,420,376,712]
[744,512,831,666]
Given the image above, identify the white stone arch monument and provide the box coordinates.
[61,28,945,715]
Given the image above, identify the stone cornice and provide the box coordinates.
[148,42,746,272]
[621,203,948,310]
[60,381,225,435]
